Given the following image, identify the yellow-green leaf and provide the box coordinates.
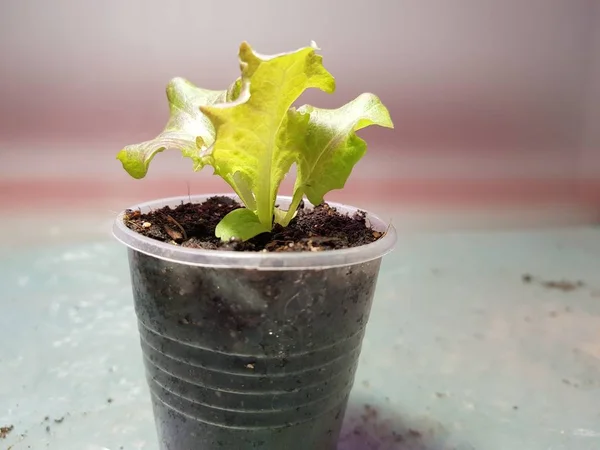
[200,42,335,230]
[288,93,393,209]
[215,208,270,241]
[116,77,228,179]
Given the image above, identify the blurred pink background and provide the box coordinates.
[0,0,599,225]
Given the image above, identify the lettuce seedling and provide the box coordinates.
[117,42,393,241]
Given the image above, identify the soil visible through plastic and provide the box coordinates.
[123,196,382,252]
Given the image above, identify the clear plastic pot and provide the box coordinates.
[113,194,396,450]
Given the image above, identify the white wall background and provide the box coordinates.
[580,1,600,178]
[0,0,598,181]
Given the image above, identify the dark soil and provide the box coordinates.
[123,196,382,252]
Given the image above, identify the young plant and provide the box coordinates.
[117,42,393,241]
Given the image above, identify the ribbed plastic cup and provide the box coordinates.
[113,194,396,450]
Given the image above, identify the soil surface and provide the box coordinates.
[124,196,382,252]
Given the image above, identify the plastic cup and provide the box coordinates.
[113,194,396,450]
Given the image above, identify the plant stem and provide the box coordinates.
[280,189,304,226]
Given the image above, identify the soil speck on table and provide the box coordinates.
[361,404,378,422]
[408,428,422,438]
[341,403,431,448]
[53,416,64,424]
[0,425,14,439]
[107,398,113,404]
[562,378,580,388]
[542,279,584,292]
[123,196,381,252]
[522,274,585,292]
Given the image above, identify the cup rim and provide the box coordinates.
[113,194,397,270]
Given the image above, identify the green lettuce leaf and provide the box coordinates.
[215,208,270,242]
[280,93,393,225]
[116,77,228,179]
[200,42,335,231]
